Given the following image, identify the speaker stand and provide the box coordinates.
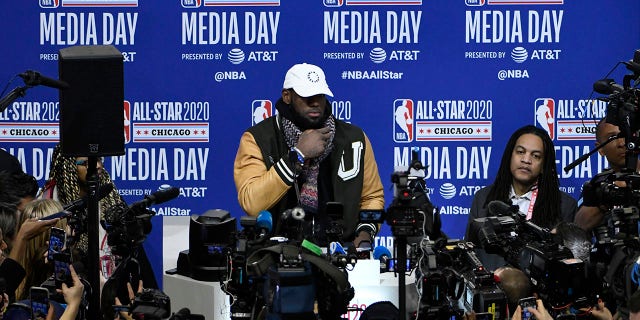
[85,157,101,319]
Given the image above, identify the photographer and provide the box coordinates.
[0,218,59,303]
[574,118,638,231]
[464,125,577,270]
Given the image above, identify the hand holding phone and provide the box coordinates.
[48,227,66,258]
[30,286,50,320]
[519,297,537,320]
[53,252,73,288]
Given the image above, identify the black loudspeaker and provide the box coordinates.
[58,45,124,156]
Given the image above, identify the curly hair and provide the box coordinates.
[482,125,562,228]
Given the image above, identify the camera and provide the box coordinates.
[385,148,439,239]
[218,209,354,320]
[469,201,591,308]
[414,239,507,320]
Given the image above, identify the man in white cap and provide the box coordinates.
[234,63,384,248]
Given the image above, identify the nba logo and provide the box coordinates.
[39,0,59,8]
[465,0,485,6]
[534,98,555,140]
[393,99,414,143]
[323,0,343,7]
[181,0,202,7]
[123,101,131,144]
[252,100,272,125]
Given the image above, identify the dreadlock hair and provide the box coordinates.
[45,144,124,214]
[482,125,562,228]
[42,144,125,255]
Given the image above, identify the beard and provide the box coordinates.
[291,107,329,130]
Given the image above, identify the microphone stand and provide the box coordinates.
[85,157,101,319]
[0,86,29,112]
[395,235,408,320]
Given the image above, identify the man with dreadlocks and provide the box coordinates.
[464,125,577,271]
[234,63,384,248]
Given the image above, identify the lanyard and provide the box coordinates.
[525,188,538,220]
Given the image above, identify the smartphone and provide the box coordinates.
[30,286,50,320]
[519,297,537,320]
[48,227,66,258]
[474,312,493,320]
[53,252,72,288]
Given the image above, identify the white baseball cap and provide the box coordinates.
[282,63,334,98]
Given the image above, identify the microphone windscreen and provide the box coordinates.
[329,242,346,255]
[256,210,273,232]
[487,200,515,216]
[372,246,392,260]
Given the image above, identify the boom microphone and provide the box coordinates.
[19,70,69,89]
[131,186,180,208]
[64,183,114,212]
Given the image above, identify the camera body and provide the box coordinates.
[415,239,507,319]
[470,208,589,308]
[129,288,171,320]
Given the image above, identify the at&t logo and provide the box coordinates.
[393,99,413,143]
[535,98,555,139]
[252,100,273,125]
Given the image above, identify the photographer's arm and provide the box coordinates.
[574,205,606,231]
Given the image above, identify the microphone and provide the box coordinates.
[329,241,346,255]
[19,70,69,89]
[64,183,114,212]
[593,79,624,95]
[131,186,180,208]
[373,246,392,272]
[256,210,273,237]
[39,210,72,221]
[487,200,519,217]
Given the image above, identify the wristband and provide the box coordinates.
[291,147,306,166]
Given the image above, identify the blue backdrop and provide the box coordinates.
[0,0,639,287]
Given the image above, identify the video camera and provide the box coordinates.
[359,148,440,240]
[102,187,180,257]
[581,48,640,310]
[220,208,355,320]
[469,201,591,309]
[414,239,507,320]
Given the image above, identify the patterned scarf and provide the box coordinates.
[281,115,336,212]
